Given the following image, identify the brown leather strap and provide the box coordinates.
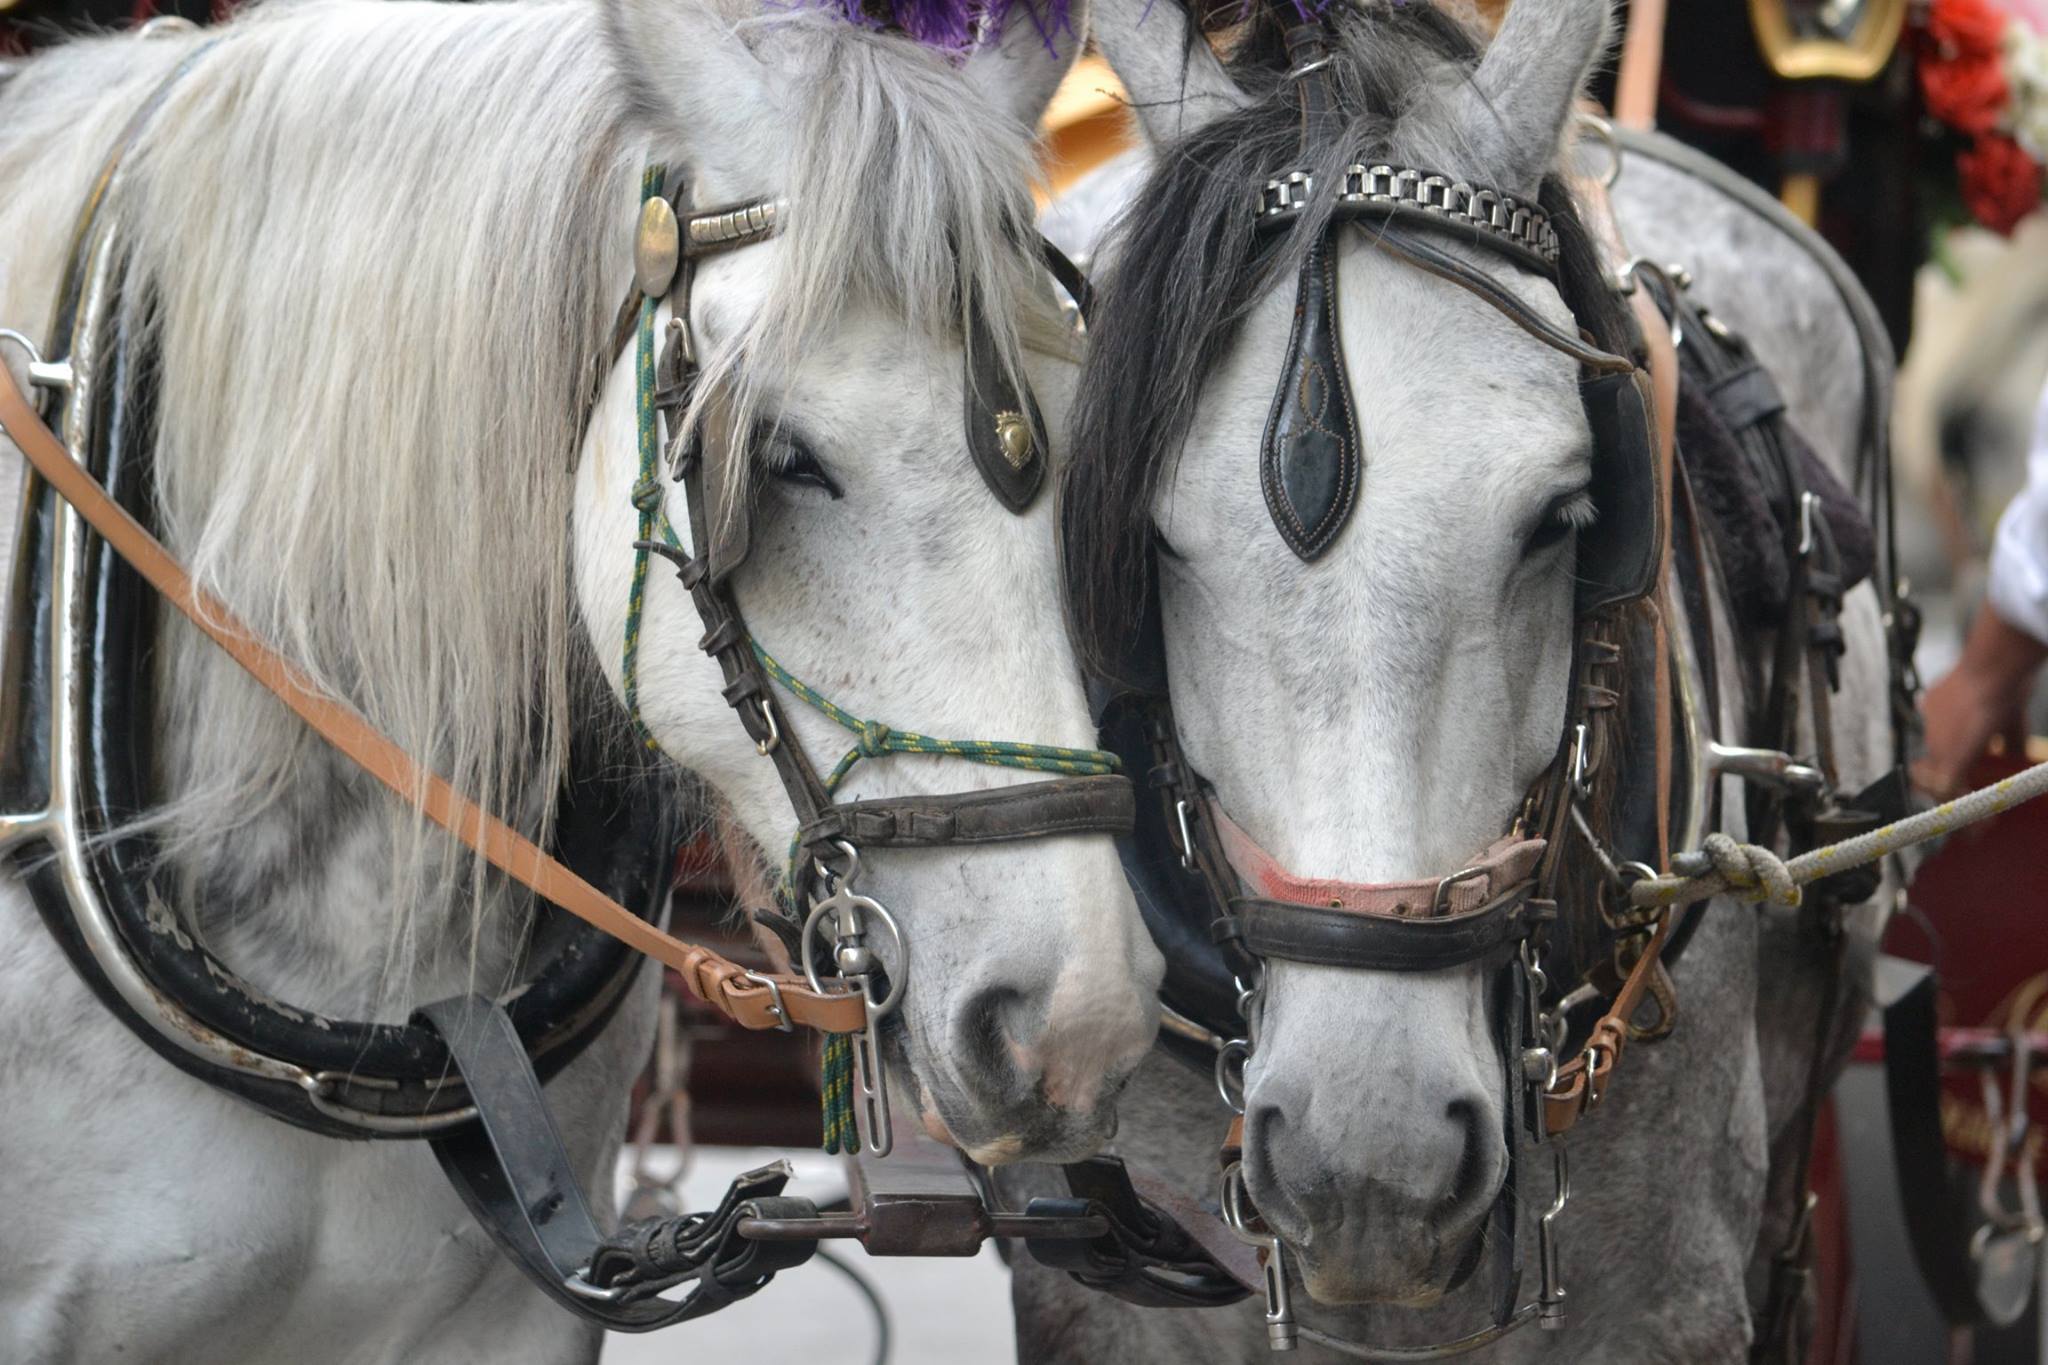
[1543,913,1675,1135]
[1631,284,1679,874]
[0,359,864,1035]
[1612,0,1667,132]
[1540,282,1684,1136]
[797,776,1133,850]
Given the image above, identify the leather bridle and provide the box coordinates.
[1067,21,1696,1354]
[624,164,1134,1154]
[0,33,1124,1204]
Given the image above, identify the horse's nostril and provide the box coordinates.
[956,984,1030,1091]
[1442,1096,1499,1220]
[1241,1100,1311,1240]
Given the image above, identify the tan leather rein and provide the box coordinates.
[0,358,864,1036]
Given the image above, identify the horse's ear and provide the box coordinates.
[962,0,1093,131]
[603,0,787,194]
[1449,0,1614,192]
[1088,0,1245,148]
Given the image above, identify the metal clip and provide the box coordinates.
[800,843,906,1158]
[1175,798,1198,871]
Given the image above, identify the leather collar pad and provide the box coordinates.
[1260,234,1361,560]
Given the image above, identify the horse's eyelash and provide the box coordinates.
[1552,492,1598,530]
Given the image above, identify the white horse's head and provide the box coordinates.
[578,0,1162,1162]
[1079,0,1616,1300]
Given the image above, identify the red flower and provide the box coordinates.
[1922,50,2011,134]
[1928,0,2009,58]
[1959,134,2044,235]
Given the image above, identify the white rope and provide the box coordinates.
[1630,758,2048,911]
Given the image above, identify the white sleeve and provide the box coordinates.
[1987,384,2048,648]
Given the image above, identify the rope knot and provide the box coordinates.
[1702,832,1800,907]
[630,478,665,514]
[855,721,892,757]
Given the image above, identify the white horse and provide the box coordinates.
[1005,0,1898,1359]
[0,1,1162,1359]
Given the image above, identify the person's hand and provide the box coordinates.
[1914,605,2048,801]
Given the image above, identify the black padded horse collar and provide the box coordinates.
[4,238,678,1139]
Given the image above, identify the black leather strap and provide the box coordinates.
[418,996,815,1330]
[1259,237,1361,561]
[1234,885,1546,971]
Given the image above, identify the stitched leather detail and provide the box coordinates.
[1259,233,1361,560]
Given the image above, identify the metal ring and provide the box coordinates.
[1286,54,1334,81]
[1576,112,1624,189]
[1215,1038,1251,1114]
[856,910,909,1020]
[0,328,44,367]
[1219,1162,1275,1248]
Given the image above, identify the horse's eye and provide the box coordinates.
[1527,489,1595,555]
[765,432,842,500]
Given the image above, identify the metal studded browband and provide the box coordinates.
[1257,162,1559,272]
[684,198,787,257]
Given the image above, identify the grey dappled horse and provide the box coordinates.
[1006,2,1897,1360]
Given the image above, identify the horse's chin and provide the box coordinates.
[1282,1216,1487,1309]
[1297,1250,1453,1309]
[906,1061,1121,1166]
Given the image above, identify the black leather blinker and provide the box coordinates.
[963,308,1047,513]
[1260,234,1362,560]
[1576,368,1663,613]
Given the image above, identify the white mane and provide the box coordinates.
[1,0,1060,997]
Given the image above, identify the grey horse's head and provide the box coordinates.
[1074,0,1620,1302]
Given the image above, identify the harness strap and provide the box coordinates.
[0,358,866,1037]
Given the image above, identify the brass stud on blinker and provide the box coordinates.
[993,410,1033,470]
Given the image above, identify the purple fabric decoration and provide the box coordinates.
[805,0,1072,54]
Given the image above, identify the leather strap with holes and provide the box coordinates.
[0,359,865,1035]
